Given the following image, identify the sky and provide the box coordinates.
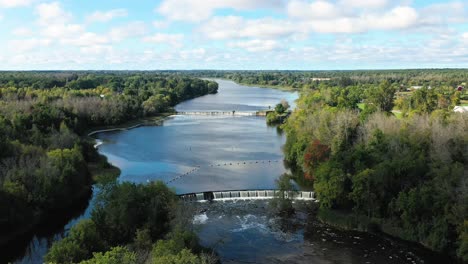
[0,0,467,70]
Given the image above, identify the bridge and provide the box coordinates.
[176,110,272,116]
[178,189,316,202]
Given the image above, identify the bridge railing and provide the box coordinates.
[179,189,315,202]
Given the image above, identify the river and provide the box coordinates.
[4,79,448,263]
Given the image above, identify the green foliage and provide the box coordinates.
[313,161,347,209]
[457,221,468,262]
[365,80,396,112]
[45,219,104,263]
[270,174,295,216]
[0,72,217,242]
[282,78,468,260]
[45,238,88,264]
[150,229,206,264]
[79,247,137,264]
[92,181,177,245]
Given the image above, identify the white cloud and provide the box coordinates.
[143,33,184,47]
[35,2,71,26]
[108,21,148,41]
[80,45,113,55]
[287,0,340,19]
[364,6,418,30]
[228,39,280,52]
[289,4,419,33]
[199,16,298,40]
[12,27,33,36]
[156,0,282,22]
[338,0,389,9]
[41,24,85,38]
[153,20,170,29]
[86,8,128,23]
[179,48,206,59]
[419,1,467,25]
[0,0,34,8]
[8,38,52,52]
[61,32,109,46]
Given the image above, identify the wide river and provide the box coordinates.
[6,80,448,263]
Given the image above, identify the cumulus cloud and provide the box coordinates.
[287,0,340,19]
[35,1,72,26]
[199,16,298,40]
[153,20,170,29]
[156,0,283,22]
[228,39,280,52]
[86,8,128,23]
[286,1,419,33]
[143,33,184,47]
[8,38,52,52]
[0,0,34,8]
[12,27,33,36]
[338,0,389,9]
[108,21,148,41]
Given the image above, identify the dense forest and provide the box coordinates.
[280,77,467,261]
[0,72,218,246]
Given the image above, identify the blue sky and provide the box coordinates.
[0,0,467,70]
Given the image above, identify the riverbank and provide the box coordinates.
[317,208,457,262]
[203,77,299,91]
[85,112,174,138]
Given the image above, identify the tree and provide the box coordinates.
[366,80,396,112]
[79,246,137,264]
[275,103,286,114]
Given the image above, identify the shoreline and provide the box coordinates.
[86,113,174,138]
[317,208,457,262]
[203,77,299,91]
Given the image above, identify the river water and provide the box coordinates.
[5,79,449,263]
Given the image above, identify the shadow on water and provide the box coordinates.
[1,189,93,264]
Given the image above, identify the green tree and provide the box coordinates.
[366,80,396,112]
[79,246,137,264]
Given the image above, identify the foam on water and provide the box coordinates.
[193,213,209,224]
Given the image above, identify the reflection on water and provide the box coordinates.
[97,115,288,193]
[96,79,299,193]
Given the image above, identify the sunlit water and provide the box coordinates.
[5,80,448,263]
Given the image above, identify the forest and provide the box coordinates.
[191,69,468,91]
[280,77,467,261]
[0,71,218,246]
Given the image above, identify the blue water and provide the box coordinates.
[96,79,298,194]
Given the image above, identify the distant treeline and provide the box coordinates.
[0,72,218,243]
[184,69,468,89]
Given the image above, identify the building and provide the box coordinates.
[454,106,468,113]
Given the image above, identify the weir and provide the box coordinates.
[179,189,316,202]
[176,110,271,116]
